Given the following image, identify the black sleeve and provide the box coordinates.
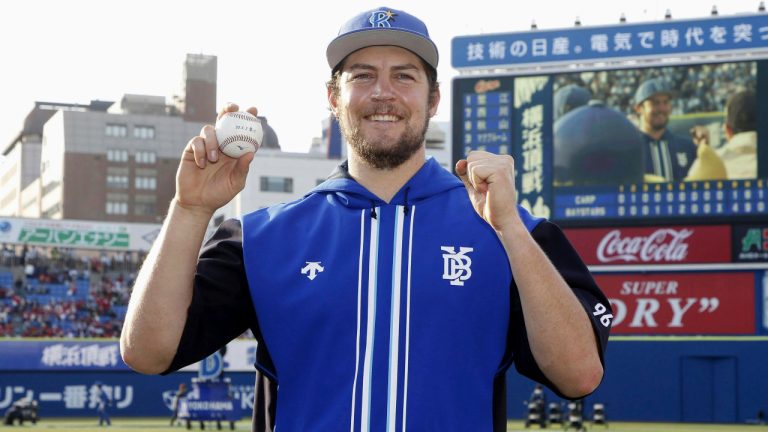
[252,370,278,432]
[162,218,261,374]
[507,220,612,399]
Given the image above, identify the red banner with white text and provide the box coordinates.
[597,272,756,335]
[565,225,731,265]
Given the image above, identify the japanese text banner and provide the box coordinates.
[453,14,768,68]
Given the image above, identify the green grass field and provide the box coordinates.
[5,418,766,431]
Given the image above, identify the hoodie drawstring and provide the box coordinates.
[370,188,409,219]
[403,187,410,215]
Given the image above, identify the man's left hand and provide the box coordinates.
[455,151,520,232]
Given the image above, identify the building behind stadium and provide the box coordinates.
[0,53,450,227]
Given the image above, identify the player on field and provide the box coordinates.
[120,6,611,431]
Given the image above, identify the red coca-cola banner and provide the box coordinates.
[564,225,731,265]
[597,272,755,335]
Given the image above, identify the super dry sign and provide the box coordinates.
[564,225,731,265]
[597,272,756,335]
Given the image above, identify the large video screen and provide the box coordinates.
[452,59,768,225]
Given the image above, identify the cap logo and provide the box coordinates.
[369,10,397,28]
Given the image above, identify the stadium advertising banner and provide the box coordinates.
[0,217,160,251]
[597,272,756,334]
[732,224,768,261]
[0,371,255,418]
[0,339,259,417]
[0,340,128,371]
[452,14,768,68]
[0,340,257,372]
[563,225,733,265]
[452,23,768,225]
[174,339,258,374]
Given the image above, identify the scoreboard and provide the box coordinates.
[451,59,768,226]
[460,85,513,155]
[558,179,768,219]
[451,12,768,226]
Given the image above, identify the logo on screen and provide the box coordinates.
[474,79,501,94]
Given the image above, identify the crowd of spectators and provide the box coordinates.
[1,244,255,340]
[0,244,140,338]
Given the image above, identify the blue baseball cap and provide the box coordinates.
[634,78,673,106]
[326,7,439,71]
[554,84,591,120]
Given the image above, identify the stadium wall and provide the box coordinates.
[505,338,768,423]
[0,339,257,418]
[0,370,255,418]
[1,338,766,422]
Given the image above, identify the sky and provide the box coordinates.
[1,0,764,153]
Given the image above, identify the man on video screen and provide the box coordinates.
[633,78,697,182]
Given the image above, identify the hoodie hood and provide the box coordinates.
[306,157,464,209]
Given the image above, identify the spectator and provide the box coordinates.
[714,89,756,179]
[24,263,35,279]
[27,247,38,266]
[1,244,14,266]
[687,89,756,180]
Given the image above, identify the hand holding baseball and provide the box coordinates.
[455,151,521,232]
[175,103,257,216]
[215,111,263,158]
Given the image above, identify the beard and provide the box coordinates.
[648,113,669,132]
[338,103,430,170]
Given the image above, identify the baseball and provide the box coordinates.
[214,111,263,158]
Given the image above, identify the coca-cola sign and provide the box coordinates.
[565,225,731,265]
[597,228,692,262]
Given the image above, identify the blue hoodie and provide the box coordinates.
[238,157,584,431]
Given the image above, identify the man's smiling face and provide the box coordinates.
[330,45,439,170]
